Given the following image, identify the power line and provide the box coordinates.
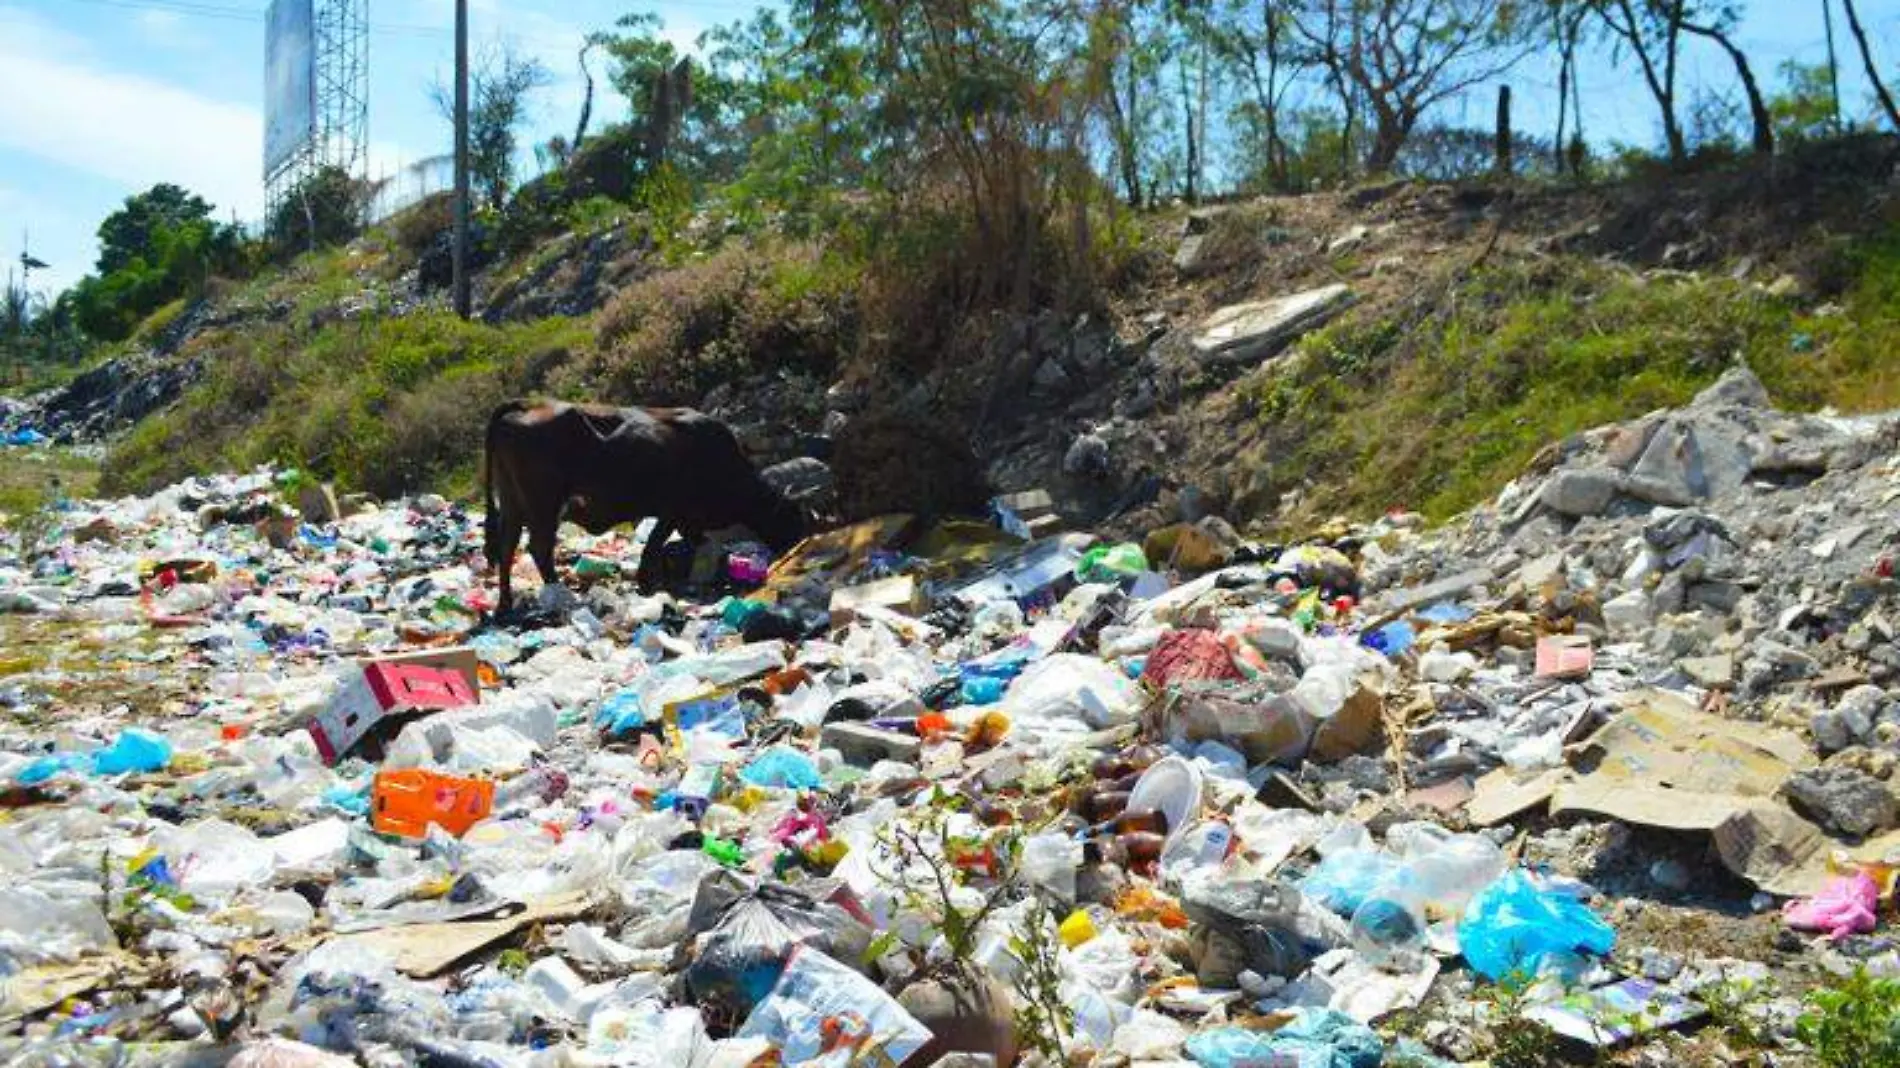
[61,0,446,38]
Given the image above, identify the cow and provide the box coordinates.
[483,400,809,614]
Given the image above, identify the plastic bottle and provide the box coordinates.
[1091,808,1170,836]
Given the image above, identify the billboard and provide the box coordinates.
[264,0,316,175]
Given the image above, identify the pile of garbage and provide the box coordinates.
[2,367,1899,1065]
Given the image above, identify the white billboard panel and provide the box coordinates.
[265,0,316,175]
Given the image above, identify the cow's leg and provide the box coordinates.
[636,517,675,593]
[680,526,706,589]
[527,505,562,601]
[494,509,524,616]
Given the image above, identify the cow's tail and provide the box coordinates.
[482,401,528,565]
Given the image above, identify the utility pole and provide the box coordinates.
[452,0,471,319]
[1822,0,1844,132]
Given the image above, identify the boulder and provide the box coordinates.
[1784,765,1898,837]
[1540,469,1624,517]
[1692,366,1772,409]
[1191,284,1355,366]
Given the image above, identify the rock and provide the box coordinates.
[1693,366,1772,409]
[1602,591,1654,638]
[1784,765,1899,836]
[1031,356,1072,393]
[1648,858,1693,892]
[1519,551,1567,590]
[1540,469,1624,517]
[1679,655,1735,690]
[1174,233,1211,276]
[1327,225,1370,254]
[1191,284,1356,366]
[1630,415,1755,502]
[760,458,835,503]
[1637,946,1686,981]
[1836,685,1888,741]
[1064,433,1111,479]
[296,483,340,525]
[1687,580,1745,613]
[1801,703,1846,752]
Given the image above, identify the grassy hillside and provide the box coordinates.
[86,138,1900,533]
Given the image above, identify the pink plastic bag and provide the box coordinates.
[1783,871,1880,941]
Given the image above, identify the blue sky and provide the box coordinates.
[2,0,1897,300]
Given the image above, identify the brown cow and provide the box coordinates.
[483,400,808,613]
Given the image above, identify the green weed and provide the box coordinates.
[1794,969,1900,1067]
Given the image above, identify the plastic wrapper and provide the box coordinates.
[1299,849,1402,917]
[736,948,932,1067]
[999,653,1143,730]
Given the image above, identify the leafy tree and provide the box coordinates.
[1771,61,1840,144]
[1212,0,1308,193]
[96,184,214,276]
[270,165,367,256]
[434,46,551,207]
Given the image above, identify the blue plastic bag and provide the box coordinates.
[739,746,823,790]
[91,729,173,776]
[1299,849,1403,916]
[14,752,88,786]
[1459,869,1616,981]
[596,690,648,735]
[1185,1010,1383,1068]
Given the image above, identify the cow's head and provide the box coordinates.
[751,485,812,554]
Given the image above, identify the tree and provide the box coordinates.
[96,184,213,275]
[1679,4,1772,156]
[1771,61,1840,144]
[434,46,550,207]
[1292,0,1531,176]
[1840,0,1900,133]
[1211,0,1306,191]
[1593,0,1688,165]
[1547,0,1590,176]
[270,165,366,255]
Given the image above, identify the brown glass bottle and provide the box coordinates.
[1092,745,1165,782]
[1083,831,1168,869]
[1091,808,1170,837]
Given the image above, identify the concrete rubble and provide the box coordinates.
[0,364,1897,1063]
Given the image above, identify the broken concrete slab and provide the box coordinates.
[1191,284,1355,366]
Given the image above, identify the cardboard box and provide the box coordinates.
[310,661,479,766]
[356,646,481,693]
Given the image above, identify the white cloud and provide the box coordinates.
[0,9,263,221]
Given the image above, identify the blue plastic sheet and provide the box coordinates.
[1362,620,1416,658]
[1185,1011,1383,1068]
[1459,869,1616,981]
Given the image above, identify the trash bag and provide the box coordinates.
[1458,870,1616,981]
[684,874,875,1025]
[1182,876,1311,983]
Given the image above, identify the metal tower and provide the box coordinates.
[265,0,369,225]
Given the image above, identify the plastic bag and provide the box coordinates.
[1185,1009,1383,1068]
[1076,543,1148,584]
[740,746,824,791]
[736,948,932,1067]
[1458,870,1616,981]
[1111,1009,1189,1060]
[1182,877,1311,983]
[999,653,1142,729]
[1299,850,1402,916]
[1783,871,1879,941]
[91,728,173,775]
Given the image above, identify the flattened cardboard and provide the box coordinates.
[330,892,593,977]
[1466,767,1566,827]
